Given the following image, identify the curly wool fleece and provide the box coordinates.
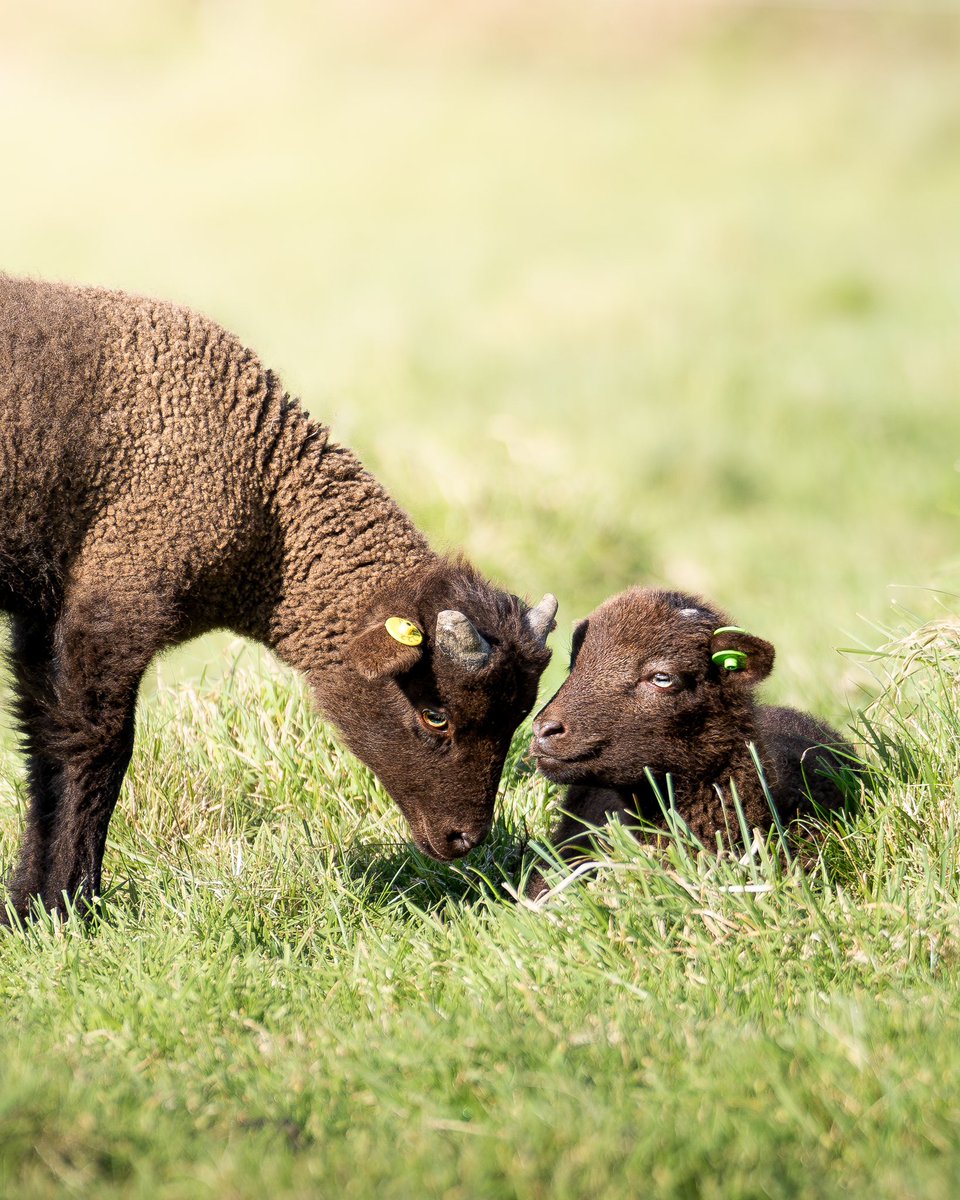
[0,276,554,920]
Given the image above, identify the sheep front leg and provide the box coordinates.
[41,707,138,917]
[32,590,156,918]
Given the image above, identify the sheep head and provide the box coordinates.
[321,561,557,861]
[530,588,774,790]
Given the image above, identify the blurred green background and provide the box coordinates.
[3,1,959,718]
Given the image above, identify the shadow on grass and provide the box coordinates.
[337,816,541,917]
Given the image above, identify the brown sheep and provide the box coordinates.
[527,587,856,897]
[0,275,558,921]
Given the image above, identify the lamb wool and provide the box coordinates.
[528,587,856,897]
[0,276,555,921]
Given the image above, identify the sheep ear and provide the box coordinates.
[709,627,774,685]
[569,619,589,668]
[346,619,424,680]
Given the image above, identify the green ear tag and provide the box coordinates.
[711,649,748,672]
[385,617,423,647]
[711,627,748,672]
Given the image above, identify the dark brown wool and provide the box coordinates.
[528,587,856,896]
[0,276,555,921]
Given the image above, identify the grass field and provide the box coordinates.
[3,3,960,1195]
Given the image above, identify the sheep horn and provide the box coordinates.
[435,610,492,672]
[525,593,558,645]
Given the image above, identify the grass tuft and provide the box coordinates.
[2,626,960,1195]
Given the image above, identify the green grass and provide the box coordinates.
[4,635,960,1198]
[3,3,960,1195]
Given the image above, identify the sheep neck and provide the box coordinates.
[247,412,438,681]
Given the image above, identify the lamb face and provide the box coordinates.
[526,587,855,900]
[530,588,774,790]
[323,577,557,860]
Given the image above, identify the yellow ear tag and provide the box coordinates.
[385,617,423,647]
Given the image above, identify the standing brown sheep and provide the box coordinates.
[528,587,856,896]
[0,275,557,921]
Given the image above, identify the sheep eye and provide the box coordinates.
[420,708,449,731]
[651,672,675,690]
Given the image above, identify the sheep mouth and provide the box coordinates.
[530,745,604,782]
[415,836,457,862]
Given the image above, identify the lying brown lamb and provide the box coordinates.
[528,587,855,895]
[0,275,558,922]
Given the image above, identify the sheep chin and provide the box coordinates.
[532,750,603,786]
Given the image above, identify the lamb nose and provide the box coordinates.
[534,717,566,744]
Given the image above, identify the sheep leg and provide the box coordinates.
[40,712,138,916]
[4,617,62,921]
[30,589,156,917]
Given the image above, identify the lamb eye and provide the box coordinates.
[420,708,449,731]
[651,672,675,690]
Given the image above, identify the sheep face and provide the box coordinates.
[530,588,774,790]
[323,566,556,861]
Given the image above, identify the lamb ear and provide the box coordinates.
[346,621,424,681]
[709,627,775,685]
[569,619,589,668]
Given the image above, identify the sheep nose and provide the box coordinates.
[533,715,566,748]
[446,829,479,855]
